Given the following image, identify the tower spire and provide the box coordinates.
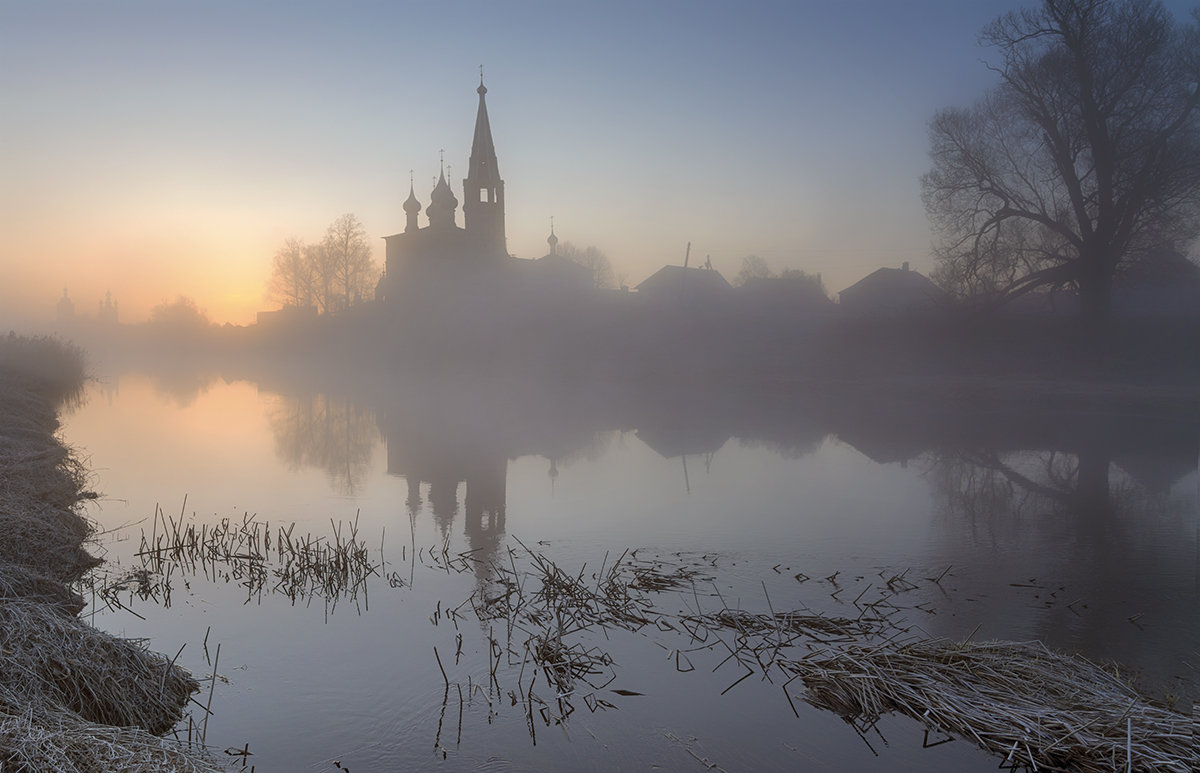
[463,72,505,256]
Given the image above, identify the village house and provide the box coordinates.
[837,262,943,315]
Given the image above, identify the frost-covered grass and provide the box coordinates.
[0,348,222,772]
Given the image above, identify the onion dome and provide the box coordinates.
[429,169,457,210]
[403,181,421,214]
[426,167,459,228]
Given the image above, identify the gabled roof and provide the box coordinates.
[838,266,942,309]
[840,266,936,296]
[534,253,593,273]
[636,265,732,295]
[1119,248,1200,285]
[635,425,729,459]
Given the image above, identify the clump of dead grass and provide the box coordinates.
[790,637,1195,772]
[0,685,221,773]
[0,599,197,735]
[0,562,86,614]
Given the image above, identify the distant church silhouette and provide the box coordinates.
[377,77,507,303]
[377,76,591,307]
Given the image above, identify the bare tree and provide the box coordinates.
[269,237,313,308]
[305,241,336,315]
[558,241,617,289]
[777,268,829,300]
[922,0,1200,339]
[148,296,213,342]
[267,215,377,315]
[322,213,377,312]
[734,254,772,286]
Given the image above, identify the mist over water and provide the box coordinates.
[61,362,1197,771]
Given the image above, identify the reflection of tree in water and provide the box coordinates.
[929,450,1101,520]
[923,446,1197,699]
[926,447,1175,532]
[147,369,218,409]
[267,392,376,495]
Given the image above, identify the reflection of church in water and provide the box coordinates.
[387,436,507,559]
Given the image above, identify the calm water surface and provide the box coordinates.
[62,371,1197,772]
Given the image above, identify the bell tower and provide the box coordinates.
[463,74,506,257]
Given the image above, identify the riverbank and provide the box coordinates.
[0,336,218,772]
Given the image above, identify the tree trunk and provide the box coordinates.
[1072,447,1113,535]
[1076,261,1113,368]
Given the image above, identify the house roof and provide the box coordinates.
[838,266,941,307]
[841,266,936,296]
[636,265,732,294]
[1119,248,1200,285]
[635,425,729,459]
[534,254,593,273]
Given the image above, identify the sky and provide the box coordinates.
[2,0,1194,327]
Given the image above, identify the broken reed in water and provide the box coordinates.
[439,544,1196,771]
[437,542,900,744]
[126,504,380,613]
[96,489,1197,772]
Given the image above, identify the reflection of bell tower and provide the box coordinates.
[464,458,507,543]
[428,475,459,539]
[462,75,506,257]
[380,408,508,568]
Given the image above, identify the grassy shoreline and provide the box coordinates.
[0,336,219,772]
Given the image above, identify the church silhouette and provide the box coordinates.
[377,77,591,309]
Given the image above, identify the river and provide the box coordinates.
[61,369,1198,771]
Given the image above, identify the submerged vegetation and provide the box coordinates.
[0,336,219,772]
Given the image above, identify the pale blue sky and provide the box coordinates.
[2,1,1193,324]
